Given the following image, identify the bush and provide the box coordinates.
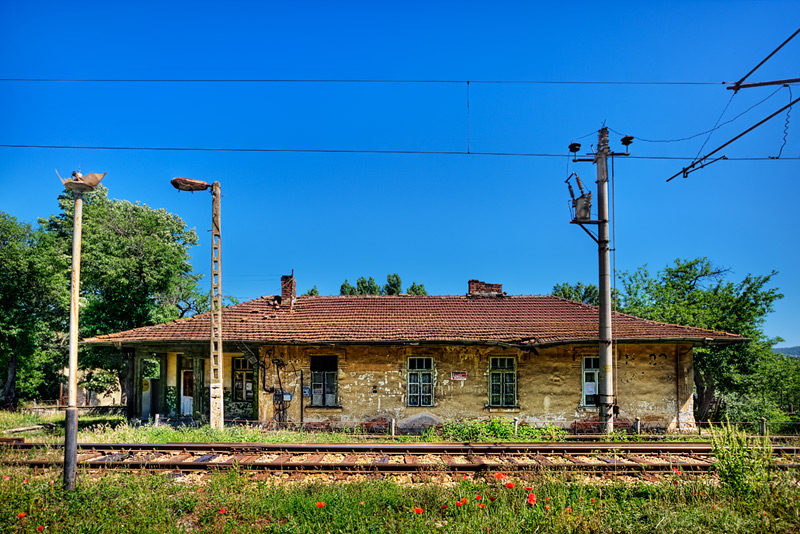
[710,418,773,496]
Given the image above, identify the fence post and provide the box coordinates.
[513,417,519,437]
[760,417,767,436]
[634,417,641,435]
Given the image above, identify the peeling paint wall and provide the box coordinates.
[257,343,695,430]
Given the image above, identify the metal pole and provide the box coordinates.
[64,191,83,490]
[209,182,224,430]
[596,127,614,434]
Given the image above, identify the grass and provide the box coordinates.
[0,466,798,533]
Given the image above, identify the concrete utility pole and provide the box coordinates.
[170,177,224,429]
[209,181,224,430]
[61,170,106,490]
[595,128,614,434]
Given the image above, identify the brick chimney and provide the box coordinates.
[468,279,503,296]
[280,273,296,308]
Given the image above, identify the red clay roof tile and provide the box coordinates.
[83,294,742,346]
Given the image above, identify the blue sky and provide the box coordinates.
[1,1,798,345]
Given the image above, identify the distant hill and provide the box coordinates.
[774,346,800,357]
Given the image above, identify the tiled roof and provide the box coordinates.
[83,294,742,346]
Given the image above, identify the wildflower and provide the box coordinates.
[488,496,496,502]
[505,482,515,488]
[590,498,596,503]
[23,479,28,483]
[524,486,533,491]
[478,503,486,509]
[566,507,572,514]
[546,497,550,502]
[527,493,537,505]
[413,507,424,514]
[462,475,468,481]
[545,505,550,511]
[493,472,507,480]
[17,512,27,518]
[456,501,463,508]
[3,476,9,481]
[673,467,680,473]
[37,527,45,531]
[219,508,227,514]
[316,502,326,508]
[762,512,767,516]
[360,501,365,506]
[441,504,448,509]
[461,498,468,503]
[475,495,482,500]
[49,481,54,485]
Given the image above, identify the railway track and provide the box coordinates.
[2,442,799,476]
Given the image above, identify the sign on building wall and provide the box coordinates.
[451,371,467,381]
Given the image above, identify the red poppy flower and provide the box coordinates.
[316,502,326,508]
[493,472,507,480]
[461,498,468,503]
[478,503,486,509]
[3,476,9,481]
[219,508,226,514]
[590,498,596,503]
[488,496,496,502]
[545,505,550,511]
[23,479,28,483]
[566,507,572,514]
[475,495,482,500]
[524,486,533,491]
[456,501,463,507]
[37,527,44,532]
[413,507,424,514]
[505,482,515,488]
[546,497,550,501]
[17,512,26,518]
[359,501,365,506]
[441,504,448,509]
[48,481,54,485]
[526,493,537,505]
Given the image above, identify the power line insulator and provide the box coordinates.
[568,142,581,153]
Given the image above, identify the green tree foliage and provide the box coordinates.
[302,286,320,297]
[356,276,381,295]
[43,187,201,402]
[340,279,357,295]
[383,274,402,295]
[0,213,69,407]
[552,282,600,305]
[407,282,427,295]
[618,257,782,421]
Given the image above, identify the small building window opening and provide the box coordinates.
[311,355,338,406]
[489,357,516,407]
[407,357,433,407]
[583,356,600,406]
[232,358,254,402]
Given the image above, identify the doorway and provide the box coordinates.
[181,370,194,416]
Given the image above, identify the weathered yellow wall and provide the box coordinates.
[257,343,694,430]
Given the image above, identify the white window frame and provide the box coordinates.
[407,357,434,407]
[488,357,517,407]
[582,356,600,407]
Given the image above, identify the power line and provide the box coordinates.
[730,27,800,92]
[0,77,727,85]
[1,143,797,161]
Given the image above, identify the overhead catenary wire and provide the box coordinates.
[1,143,798,161]
[730,27,800,92]
[0,78,728,85]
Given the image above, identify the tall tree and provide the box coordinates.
[356,276,381,295]
[552,282,600,305]
[383,274,402,295]
[407,281,427,295]
[0,213,68,408]
[618,257,782,421]
[44,187,200,405]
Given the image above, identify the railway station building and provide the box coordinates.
[84,275,741,432]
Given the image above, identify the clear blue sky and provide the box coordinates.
[1,1,798,345]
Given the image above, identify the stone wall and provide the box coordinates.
[257,342,695,431]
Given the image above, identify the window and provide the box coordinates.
[407,357,433,407]
[582,356,599,406]
[232,358,254,402]
[311,356,338,406]
[489,357,516,407]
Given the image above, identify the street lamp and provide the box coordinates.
[61,170,106,491]
[170,177,224,430]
